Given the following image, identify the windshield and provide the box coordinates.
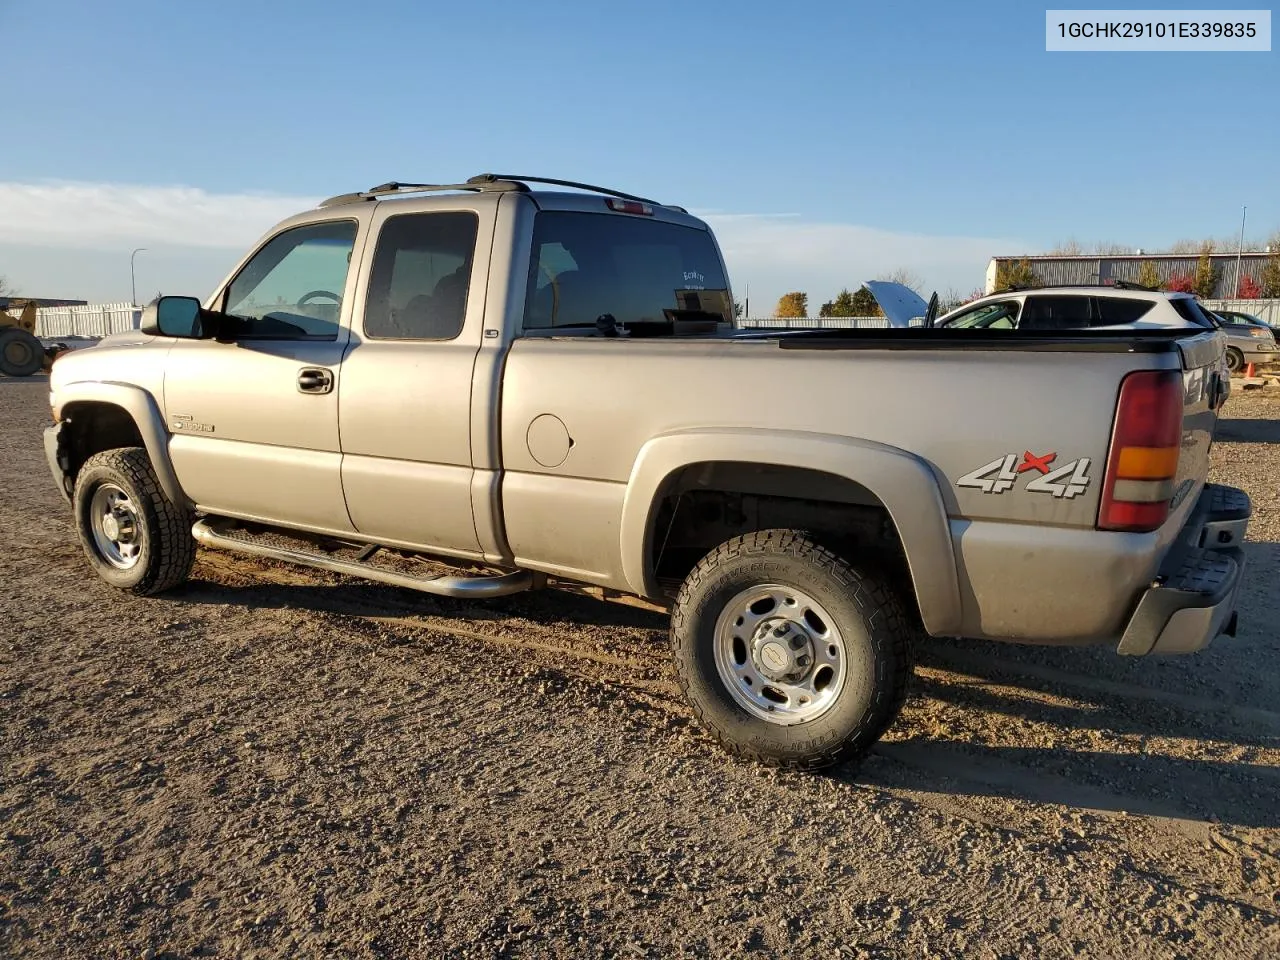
[523,211,732,330]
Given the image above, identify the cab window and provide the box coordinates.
[522,211,732,331]
[221,220,358,340]
[363,212,479,340]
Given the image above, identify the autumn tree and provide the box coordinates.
[819,287,881,318]
[1262,238,1280,298]
[1193,243,1219,299]
[775,291,808,318]
[1165,274,1195,293]
[1137,260,1161,290]
[995,257,1039,290]
[1237,275,1262,299]
[0,276,13,298]
[850,286,882,316]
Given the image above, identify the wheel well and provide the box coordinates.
[647,462,918,611]
[60,402,146,483]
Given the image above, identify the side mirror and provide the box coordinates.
[140,295,204,338]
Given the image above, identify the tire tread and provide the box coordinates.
[75,447,195,595]
[670,528,913,771]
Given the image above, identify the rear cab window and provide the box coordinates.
[522,211,732,333]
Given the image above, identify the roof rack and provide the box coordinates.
[318,173,681,210]
[466,173,664,206]
[991,280,1162,294]
[318,178,529,207]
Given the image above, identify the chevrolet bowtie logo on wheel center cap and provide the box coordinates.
[759,641,790,673]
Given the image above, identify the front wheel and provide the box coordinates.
[73,447,196,595]
[670,529,912,770]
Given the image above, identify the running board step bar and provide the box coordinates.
[191,520,537,599]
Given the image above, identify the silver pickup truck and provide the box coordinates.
[44,174,1250,770]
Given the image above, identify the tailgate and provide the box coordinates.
[1169,330,1230,519]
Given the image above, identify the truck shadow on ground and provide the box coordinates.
[850,737,1280,831]
[173,560,1279,831]
[1214,416,1280,443]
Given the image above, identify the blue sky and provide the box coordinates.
[2,0,1276,308]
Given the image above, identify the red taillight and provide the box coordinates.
[605,198,653,216]
[1098,370,1183,532]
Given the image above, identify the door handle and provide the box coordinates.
[297,367,334,394]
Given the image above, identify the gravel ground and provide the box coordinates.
[2,375,1278,960]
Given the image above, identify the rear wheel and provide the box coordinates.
[1226,347,1244,373]
[73,447,195,595]
[670,529,912,770]
[0,328,44,377]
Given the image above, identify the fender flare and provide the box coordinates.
[55,381,192,510]
[618,427,963,636]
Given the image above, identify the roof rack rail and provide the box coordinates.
[317,178,531,208]
[318,173,687,211]
[466,173,664,206]
[991,280,1162,294]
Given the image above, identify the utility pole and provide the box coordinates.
[1234,206,1246,300]
[130,248,147,306]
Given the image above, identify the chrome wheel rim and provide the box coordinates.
[713,583,848,725]
[89,483,142,569]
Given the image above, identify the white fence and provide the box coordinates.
[1201,299,1280,326]
[33,302,140,338]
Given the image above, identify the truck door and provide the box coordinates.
[164,216,366,531]
[336,201,495,557]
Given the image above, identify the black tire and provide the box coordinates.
[670,529,912,771]
[0,328,44,377]
[1226,347,1244,374]
[73,447,195,595]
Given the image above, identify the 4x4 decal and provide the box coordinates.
[957,451,1092,499]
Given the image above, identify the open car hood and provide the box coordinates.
[864,281,930,328]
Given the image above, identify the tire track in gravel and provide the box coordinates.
[189,548,1263,856]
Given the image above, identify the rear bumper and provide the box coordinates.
[1241,344,1278,361]
[1117,483,1250,656]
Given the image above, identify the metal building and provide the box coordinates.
[985,253,1274,298]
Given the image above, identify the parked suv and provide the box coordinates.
[934,285,1220,332]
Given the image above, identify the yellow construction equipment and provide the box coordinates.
[0,301,60,376]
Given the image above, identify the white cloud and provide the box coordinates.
[0,180,320,250]
[0,180,1023,309]
[699,211,1022,313]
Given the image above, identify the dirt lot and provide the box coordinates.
[2,376,1278,960]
